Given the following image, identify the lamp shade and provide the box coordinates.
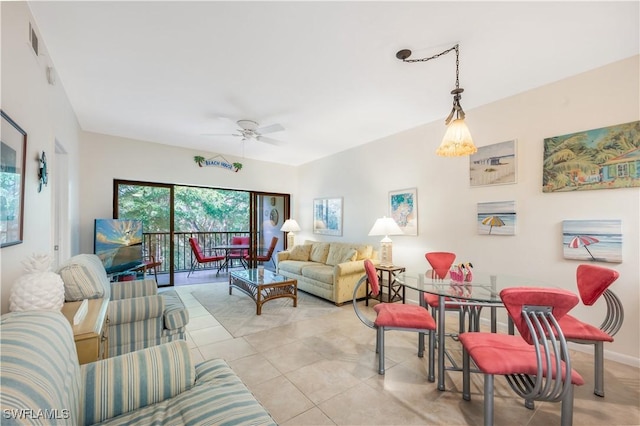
[368,217,403,238]
[280,219,301,233]
[436,119,477,157]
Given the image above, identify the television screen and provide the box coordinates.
[94,219,143,274]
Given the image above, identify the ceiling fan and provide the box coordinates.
[202,119,286,145]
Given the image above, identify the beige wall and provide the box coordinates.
[77,131,299,254]
[1,2,82,313]
[296,56,640,365]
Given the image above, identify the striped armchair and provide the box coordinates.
[0,311,276,425]
[57,254,188,356]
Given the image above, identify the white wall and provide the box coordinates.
[77,131,298,254]
[1,2,81,313]
[296,56,640,365]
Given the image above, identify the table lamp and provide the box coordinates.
[368,216,403,267]
[280,219,301,248]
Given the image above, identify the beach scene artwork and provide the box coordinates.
[477,200,516,235]
[543,121,640,192]
[470,140,517,187]
[562,219,622,263]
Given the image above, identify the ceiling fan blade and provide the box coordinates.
[256,123,285,135]
[200,133,236,137]
[257,136,286,146]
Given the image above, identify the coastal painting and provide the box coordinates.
[543,121,640,192]
[562,219,622,263]
[389,188,418,236]
[470,140,517,186]
[477,200,516,236]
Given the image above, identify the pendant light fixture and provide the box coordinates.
[396,44,477,157]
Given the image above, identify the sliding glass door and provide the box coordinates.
[114,180,290,285]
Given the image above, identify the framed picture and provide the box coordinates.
[477,200,516,236]
[313,197,343,236]
[94,219,144,274]
[1,110,27,248]
[543,121,640,192]
[389,188,418,236]
[470,140,517,187]
[562,219,622,263]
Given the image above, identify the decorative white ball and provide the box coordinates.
[9,272,65,312]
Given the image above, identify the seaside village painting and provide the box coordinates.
[543,121,640,192]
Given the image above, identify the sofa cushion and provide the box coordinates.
[301,264,334,285]
[288,244,312,261]
[278,260,316,275]
[309,242,330,263]
[326,245,357,266]
[57,254,111,301]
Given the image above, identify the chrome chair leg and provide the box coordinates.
[377,327,385,375]
[594,341,605,397]
[484,374,494,426]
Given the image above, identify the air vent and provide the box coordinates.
[29,22,39,56]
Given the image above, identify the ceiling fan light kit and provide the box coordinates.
[396,44,477,157]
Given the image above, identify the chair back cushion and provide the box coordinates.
[230,236,249,256]
[364,259,379,296]
[576,264,620,306]
[189,238,205,262]
[1,311,82,424]
[500,287,579,344]
[57,254,111,301]
[425,252,456,279]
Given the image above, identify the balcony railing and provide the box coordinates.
[143,231,252,274]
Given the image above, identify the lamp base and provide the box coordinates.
[287,232,296,248]
[379,241,393,267]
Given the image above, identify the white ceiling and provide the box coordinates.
[28,1,639,166]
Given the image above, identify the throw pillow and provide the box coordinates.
[309,242,330,264]
[288,244,312,261]
[326,245,357,266]
[57,254,110,301]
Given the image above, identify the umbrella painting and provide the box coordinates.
[477,201,516,235]
[568,235,599,260]
[481,216,505,234]
[562,220,622,263]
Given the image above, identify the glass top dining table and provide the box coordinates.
[395,271,556,391]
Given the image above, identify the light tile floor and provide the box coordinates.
[174,284,640,425]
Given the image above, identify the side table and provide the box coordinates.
[61,298,109,364]
[366,265,406,305]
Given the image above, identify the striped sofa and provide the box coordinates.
[0,311,276,425]
[57,254,188,356]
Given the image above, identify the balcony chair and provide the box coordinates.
[459,287,584,426]
[244,236,278,269]
[188,237,225,277]
[558,264,622,397]
[228,235,250,269]
[353,259,436,375]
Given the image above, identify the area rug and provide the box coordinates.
[191,282,341,337]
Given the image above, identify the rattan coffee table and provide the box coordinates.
[229,269,298,315]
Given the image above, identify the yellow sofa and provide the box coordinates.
[276,241,377,305]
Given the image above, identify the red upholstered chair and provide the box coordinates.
[244,236,278,268]
[228,235,250,268]
[187,237,225,277]
[353,259,436,375]
[558,264,622,397]
[460,287,584,426]
[424,252,461,327]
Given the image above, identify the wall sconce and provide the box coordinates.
[280,219,301,248]
[368,216,403,267]
[396,44,477,157]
